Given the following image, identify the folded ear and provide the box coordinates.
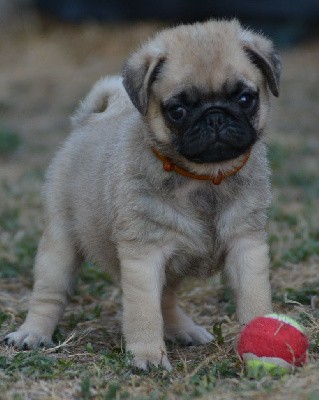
[122,47,166,115]
[242,33,282,97]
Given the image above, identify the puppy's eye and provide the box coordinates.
[167,106,187,122]
[238,93,256,110]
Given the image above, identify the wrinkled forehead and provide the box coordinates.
[155,41,262,101]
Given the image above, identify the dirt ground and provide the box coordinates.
[0,10,319,400]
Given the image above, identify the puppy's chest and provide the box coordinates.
[164,184,226,276]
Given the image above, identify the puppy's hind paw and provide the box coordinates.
[165,322,214,346]
[4,331,53,350]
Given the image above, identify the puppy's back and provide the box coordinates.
[43,76,137,247]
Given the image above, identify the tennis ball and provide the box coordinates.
[237,313,309,377]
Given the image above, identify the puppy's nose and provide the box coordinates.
[205,110,224,128]
[204,110,226,144]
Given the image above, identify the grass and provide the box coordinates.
[0,193,41,279]
[0,142,318,400]
[0,127,21,156]
[0,21,319,400]
[0,347,243,398]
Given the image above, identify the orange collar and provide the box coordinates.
[152,148,251,185]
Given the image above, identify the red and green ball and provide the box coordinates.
[237,313,309,375]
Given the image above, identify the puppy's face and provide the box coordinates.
[123,20,281,172]
[159,82,258,164]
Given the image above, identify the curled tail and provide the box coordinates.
[71,76,128,128]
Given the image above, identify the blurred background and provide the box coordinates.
[0,0,318,306]
[0,0,319,306]
[0,2,319,398]
[0,0,318,165]
[2,0,319,41]
[0,1,318,301]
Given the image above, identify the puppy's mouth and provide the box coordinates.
[176,109,256,164]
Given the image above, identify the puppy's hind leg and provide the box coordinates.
[162,281,214,346]
[5,227,82,349]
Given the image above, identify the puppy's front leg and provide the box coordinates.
[224,236,272,325]
[119,245,172,371]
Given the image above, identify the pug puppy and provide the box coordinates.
[5,19,281,370]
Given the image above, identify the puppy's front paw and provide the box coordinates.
[4,331,53,350]
[128,343,172,371]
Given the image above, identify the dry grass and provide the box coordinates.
[0,13,319,400]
